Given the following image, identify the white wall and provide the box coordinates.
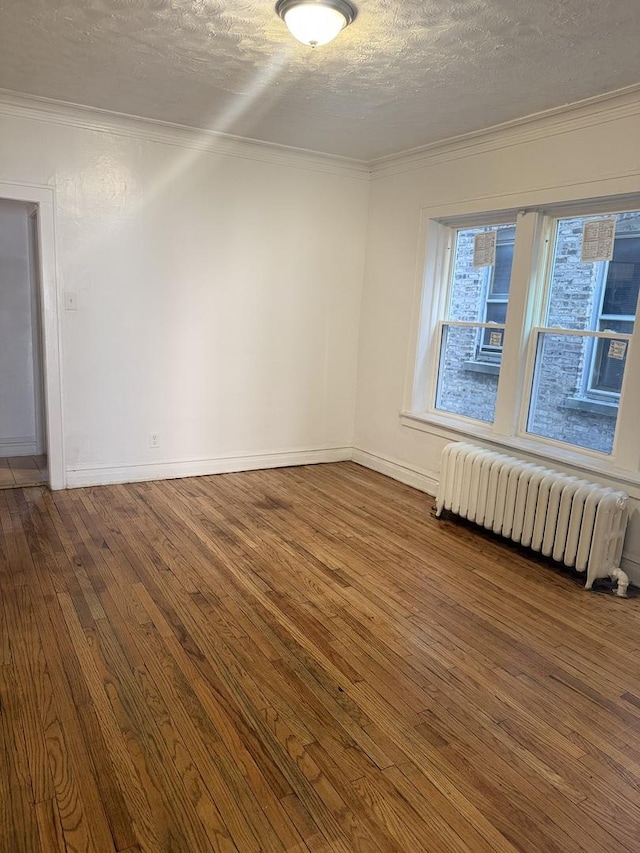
[354,92,640,584]
[0,101,370,484]
[0,198,38,456]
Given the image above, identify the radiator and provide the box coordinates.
[435,442,630,596]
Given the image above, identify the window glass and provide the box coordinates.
[546,213,640,332]
[434,222,515,423]
[435,325,499,423]
[448,224,515,323]
[527,332,622,454]
[526,210,640,454]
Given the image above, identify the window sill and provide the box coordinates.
[562,397,619,418]
[463,360,500,376]
[399,409,640,496]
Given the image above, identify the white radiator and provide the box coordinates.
[435,442,630,596]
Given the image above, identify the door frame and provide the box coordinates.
[27,206,46,456]
[0,182,65,489]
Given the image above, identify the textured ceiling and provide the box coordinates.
[1,0,639,160]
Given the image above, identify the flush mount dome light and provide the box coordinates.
[275,0,357,47]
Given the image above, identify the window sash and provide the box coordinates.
[433,321,506,424]
[519,326,632,452]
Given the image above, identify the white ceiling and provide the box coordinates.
[1,0,639,161]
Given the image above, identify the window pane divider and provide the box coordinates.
[493,210,544,437]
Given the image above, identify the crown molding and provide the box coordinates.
[0,89,370,181]
[370,83,640,180]
[3,83,640,183]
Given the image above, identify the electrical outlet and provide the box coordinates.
[149,432,160,449]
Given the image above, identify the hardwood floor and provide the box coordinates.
[1,461,640,852]
[0,455,48,489]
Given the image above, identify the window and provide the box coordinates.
[411,201,640,466]
[434,222,515,423]
[527,212,640,454]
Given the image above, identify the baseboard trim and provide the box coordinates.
[65,446,352,488]
[0,437,37,457]
[621,553,640,588]
[351,448,438,496]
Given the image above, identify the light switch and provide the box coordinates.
[64,291,78,311]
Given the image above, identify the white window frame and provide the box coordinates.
[403,193,640,480]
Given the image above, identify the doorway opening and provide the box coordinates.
[0,199,48,489]
[0,181,66,489]
[0,186,64,489]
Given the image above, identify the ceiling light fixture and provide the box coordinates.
[275,0,357,48]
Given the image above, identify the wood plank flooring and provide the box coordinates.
[1,461,640,852]
[0,455,48,489]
